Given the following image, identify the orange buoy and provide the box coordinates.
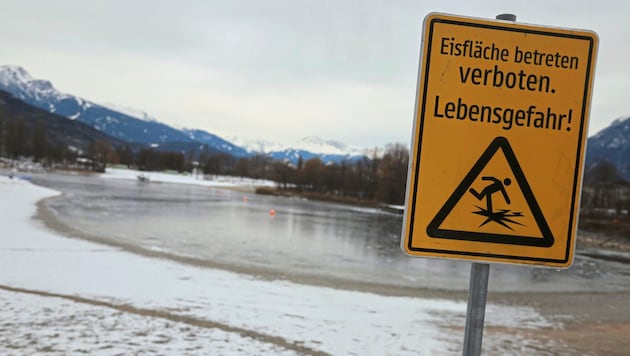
[269,209,276,216]
[243,196,248,203]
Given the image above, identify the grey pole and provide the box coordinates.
[462,263,490,356]
[461,14,515,356]
[496,13,517,22]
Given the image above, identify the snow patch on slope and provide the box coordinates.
[102,102,158,122]
[231,135,366,156]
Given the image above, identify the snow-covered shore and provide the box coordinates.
[0,175,561,354]
[100,167,276,189]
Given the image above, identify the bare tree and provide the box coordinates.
[376,143,409,205]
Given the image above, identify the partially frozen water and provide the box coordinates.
[32,173,630,293]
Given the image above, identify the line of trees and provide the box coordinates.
[0,113,411,204]
[0,106,412,204]
[581,160,630,215]
[85,141,190,173]
[0,113,186,172]
[0,116,77,164]
[196,143,409,205]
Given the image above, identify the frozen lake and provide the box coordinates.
[31,172,630,293]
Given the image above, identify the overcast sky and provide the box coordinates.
[1,0,628,148]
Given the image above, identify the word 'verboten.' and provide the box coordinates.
[458,64,552,93]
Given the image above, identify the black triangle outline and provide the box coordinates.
[426,136,554,247]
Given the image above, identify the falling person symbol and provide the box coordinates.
[469,177,511,214]
[469,176,524,230]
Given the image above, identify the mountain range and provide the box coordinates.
[0,65,365,164]
[0,89,126,155]
[0,65,628,177]
[584,116,630,181]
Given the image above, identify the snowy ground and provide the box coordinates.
[0,175,563,355]
[0,288,296,355]
[101,167,276,189]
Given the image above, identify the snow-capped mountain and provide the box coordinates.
[0,66,71,106]
[182,129,248,157]
[0,65,191,144]
[232,135,365,156]
[288,136,365,156]
[228,137,285,154]
[266,137,366,165]
[585,116,630,181]
[0,65,248,156]
[0,65,367,163]
[0,89,126,155]
[229,136,367,164]
[101,103,158,123]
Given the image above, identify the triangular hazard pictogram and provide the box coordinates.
[426,136,554,247]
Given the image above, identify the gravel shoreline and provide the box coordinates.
[485,229,630,354]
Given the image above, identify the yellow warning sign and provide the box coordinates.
[402,13,598,267]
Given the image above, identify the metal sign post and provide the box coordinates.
[462,15,513,356]
[462,263,490,356]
